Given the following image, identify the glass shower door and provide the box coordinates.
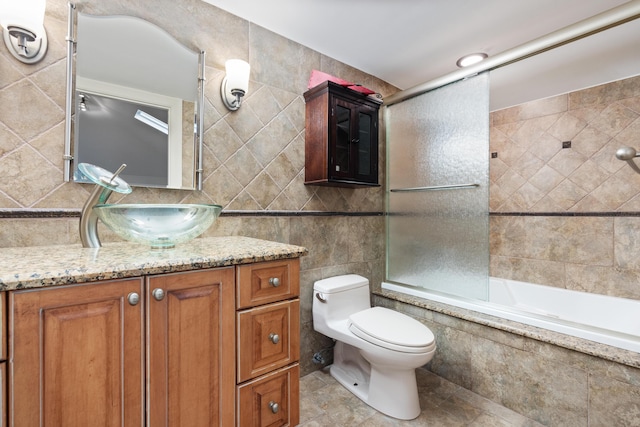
[385,73,490,300]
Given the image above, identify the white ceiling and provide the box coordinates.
[203,0,639,109]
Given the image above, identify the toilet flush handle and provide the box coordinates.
[315,292,327,303]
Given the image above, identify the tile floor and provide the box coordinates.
[299,368,545,426]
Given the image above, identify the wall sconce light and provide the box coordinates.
[0,0,48,64]
[221,59,250,111]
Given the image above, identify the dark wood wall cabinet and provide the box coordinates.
[304,81,382,187]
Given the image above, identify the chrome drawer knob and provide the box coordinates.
[269,333,280,344]
[269,277,280,287]
[152,288,165,301]
[127,292,140,306]
[269,401,279,414]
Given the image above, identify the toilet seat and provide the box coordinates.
[348,307,436,354]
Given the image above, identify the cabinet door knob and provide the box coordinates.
[152,288,165,301]
[268,277,280,287]
[351,138,360,144]
[268,333,280,344]
[127,292,140,306]
[268,401,279,414]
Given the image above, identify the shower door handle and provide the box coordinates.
[390,183,479,192]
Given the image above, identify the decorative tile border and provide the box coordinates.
[490,211,640,217]
[0,209,384,219]
[0,209,81,218]
[221,210,383,217]
[6,209,640,219]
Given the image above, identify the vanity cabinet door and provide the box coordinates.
[9,279,145,427]
[0,362,6,427]
[0,293,5,427]
[146,267,235,427]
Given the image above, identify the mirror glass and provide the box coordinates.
[70,13,202,189]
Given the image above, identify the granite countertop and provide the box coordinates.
[0,236,308,291]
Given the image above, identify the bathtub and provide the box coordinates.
[382,278,640,353]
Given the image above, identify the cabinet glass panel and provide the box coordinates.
[358,112,372,176]
[335,105,351,173]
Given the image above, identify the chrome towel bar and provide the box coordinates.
[390,183,479,192]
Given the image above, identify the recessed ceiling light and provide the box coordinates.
[456,53,488,68]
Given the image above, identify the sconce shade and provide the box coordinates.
[0,0,48,63]
[221,59,250,111]
[225,59,250,93]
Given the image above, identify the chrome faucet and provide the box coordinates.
[78,163,132,248]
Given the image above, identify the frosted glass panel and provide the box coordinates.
[386,73,490,300]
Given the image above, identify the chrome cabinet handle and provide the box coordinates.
[269,333,280,344]
[152,288,165,301]
[269,277,280,287]
[127,292,140,306]
[269,401,279,414]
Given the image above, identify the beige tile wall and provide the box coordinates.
[0,0,394,376]
[490,75,640,300]
[0,0,396,213]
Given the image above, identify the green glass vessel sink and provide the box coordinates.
[93,204,222,248]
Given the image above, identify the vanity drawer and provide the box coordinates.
[237,299,300,382]
[236,259,299,309]
[237,364,299,427]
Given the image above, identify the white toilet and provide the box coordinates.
[312,274,436,420]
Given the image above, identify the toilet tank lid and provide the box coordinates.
[313,274,369,293]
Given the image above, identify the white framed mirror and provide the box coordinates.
[63,7,205,190]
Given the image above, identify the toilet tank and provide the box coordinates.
[313,275,371,324]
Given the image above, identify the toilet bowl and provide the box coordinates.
[313,274,436,420]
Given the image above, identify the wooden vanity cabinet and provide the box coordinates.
[6,258,301,427]
[304,80,381,187]
[8,267,235,427]
[236,259,300,426]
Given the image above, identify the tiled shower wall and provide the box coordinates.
[0,0,396,376]
[490,75,640,300]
